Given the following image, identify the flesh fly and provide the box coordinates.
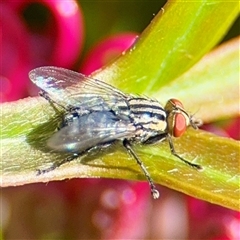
[29,66,202,199]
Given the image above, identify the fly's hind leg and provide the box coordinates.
[39,90,67,112]
[36,153,80,175]
[36,142,114,176]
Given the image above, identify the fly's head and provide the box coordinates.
[165,99,202,138]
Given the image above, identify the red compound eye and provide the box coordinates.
[173,112,187,137]
[170,99,184,109]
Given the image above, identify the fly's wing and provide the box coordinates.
[47,111,136,153]
[29,66,128,110]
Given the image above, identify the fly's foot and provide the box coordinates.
[36,163,57,175]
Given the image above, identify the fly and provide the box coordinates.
[29,66,202,199]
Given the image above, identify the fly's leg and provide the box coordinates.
[36,153,80,175]
[39,90,63,113]
[39,90,52,102]
[167,135,202,170]
[36,142,113,175]
[39,90,69,112]
[123,139,160,199]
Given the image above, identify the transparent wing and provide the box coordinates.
[47,111,136,153]
[29,66,128,109]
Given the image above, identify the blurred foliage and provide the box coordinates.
[80,1,167,52]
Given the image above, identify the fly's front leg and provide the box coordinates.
[167,135,202,170]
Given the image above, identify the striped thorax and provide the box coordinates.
[127,98,167,142]
[122,97,199,145]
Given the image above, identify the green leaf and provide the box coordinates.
[1,2,239,210]
[153,37,240,123]
[94,1,239,93]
